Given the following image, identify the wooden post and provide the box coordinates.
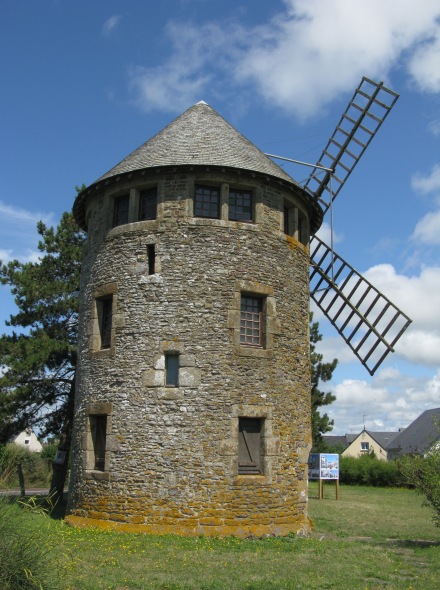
[17,463,25,496]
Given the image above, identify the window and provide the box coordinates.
[240,295,263,347]
[147,244,156,275]
[24,439,30,445]
[139,187,157,221]
[194,185,220,219]
[90,415,107,471]
[97,296,113,349]
[165,353,179,387]
[361,442,370,452]
[229,189,252,222]
[238,418,263,475]
[112,194,129,227]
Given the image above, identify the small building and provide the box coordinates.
[340,430,399,461]
[12,429,43,453]
[387,408,440,460]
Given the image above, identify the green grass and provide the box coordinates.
[5,484,440,590]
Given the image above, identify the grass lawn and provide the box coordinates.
[5,483,440,590]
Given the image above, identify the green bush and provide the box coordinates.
[400,452,440,527]
[0,496,60,590]
[0,444,52,488]
[340,453,401,487]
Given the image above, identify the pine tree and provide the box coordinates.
[310,314,338,449]
[0,211,85,496]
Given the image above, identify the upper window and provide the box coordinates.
[229,189,252,222]
[139,188,157,221]
[165,353,179,387]
[194,185,220,219]
[361,442,370,451]
[112,194,129,227]
[238,418,263,475]
[240,295,263,347]
[97,296,113,350]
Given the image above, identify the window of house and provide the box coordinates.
[165,353,179,387]
[229,189,253,222]
[97,296,113,350]
[240,295,263,347]
[112,194,129,227]
[238,418,263,475]
[194,185,220,219]
[24,439,30,445]
[139,187,157,221]
[90,414,107,471]
[361,442,370,451]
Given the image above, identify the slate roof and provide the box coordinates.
[97,101,296,184]
[73,101,323,231]
[387,408,440,455]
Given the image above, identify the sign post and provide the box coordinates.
[308,453,339,499]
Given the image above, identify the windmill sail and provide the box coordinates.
[304,77,399,213]
[310,236,412,376]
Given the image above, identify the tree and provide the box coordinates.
[310,313,338,450]
[0,210,85,497]
[400,431,440,528]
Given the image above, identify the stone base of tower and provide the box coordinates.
[64,513,312,538]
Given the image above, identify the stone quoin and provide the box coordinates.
[67,101,323,536]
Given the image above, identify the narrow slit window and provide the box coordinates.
[147,244,156,275]
[165,353,179,387]
[98,296,113,349]
[194,185,220,219]
[240,295,263,347]
[112,194,129,227]
[229,189,253,222]
[91,414,107,471]
[238,418,262,475]
[139,187,157,221]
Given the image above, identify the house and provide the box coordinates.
[12,429,43,453]
[386,408,440,460]
[341,430,400,461]
[323,407,440,461]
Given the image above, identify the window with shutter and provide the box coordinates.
[112,194,130,227]
[238,418,263,475]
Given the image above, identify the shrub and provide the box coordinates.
[340,453,401,487]
[0,444,52,488]
[399,452,440,527]
[0,496,60,589]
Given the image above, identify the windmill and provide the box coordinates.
[268,77,411,375]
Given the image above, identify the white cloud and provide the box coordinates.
[102,15,122,38]
[411,163,440,195]
[408,26,440,93]
[0,201,53,263]
[328,368,440,434]
[128,0,440,117]
[413,210,440,245]
[428,119,440,136]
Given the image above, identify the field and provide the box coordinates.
[3,483,440,590]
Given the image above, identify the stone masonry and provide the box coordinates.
[67,102,323,536]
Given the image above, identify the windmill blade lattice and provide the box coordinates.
[310,236,412,376]
[304,77,399,213]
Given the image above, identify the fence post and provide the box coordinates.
[17,462,25,496]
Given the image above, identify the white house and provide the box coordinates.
[13,429,43,453]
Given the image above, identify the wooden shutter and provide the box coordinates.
[238,418,262,475]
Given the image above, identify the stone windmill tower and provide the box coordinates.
[68,79,410,536]
[68,100,322,536]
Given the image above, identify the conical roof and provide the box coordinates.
[96,101,296,184]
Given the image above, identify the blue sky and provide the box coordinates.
[1,0,440,435]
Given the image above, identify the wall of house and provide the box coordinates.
[13,430,43,453]
[342,432,388,461]
[67,167,313,537]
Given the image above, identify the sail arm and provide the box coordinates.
[310,236,412,375]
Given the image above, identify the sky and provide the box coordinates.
[1,0,440,436]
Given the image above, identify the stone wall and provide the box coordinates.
[67,167,313,536]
